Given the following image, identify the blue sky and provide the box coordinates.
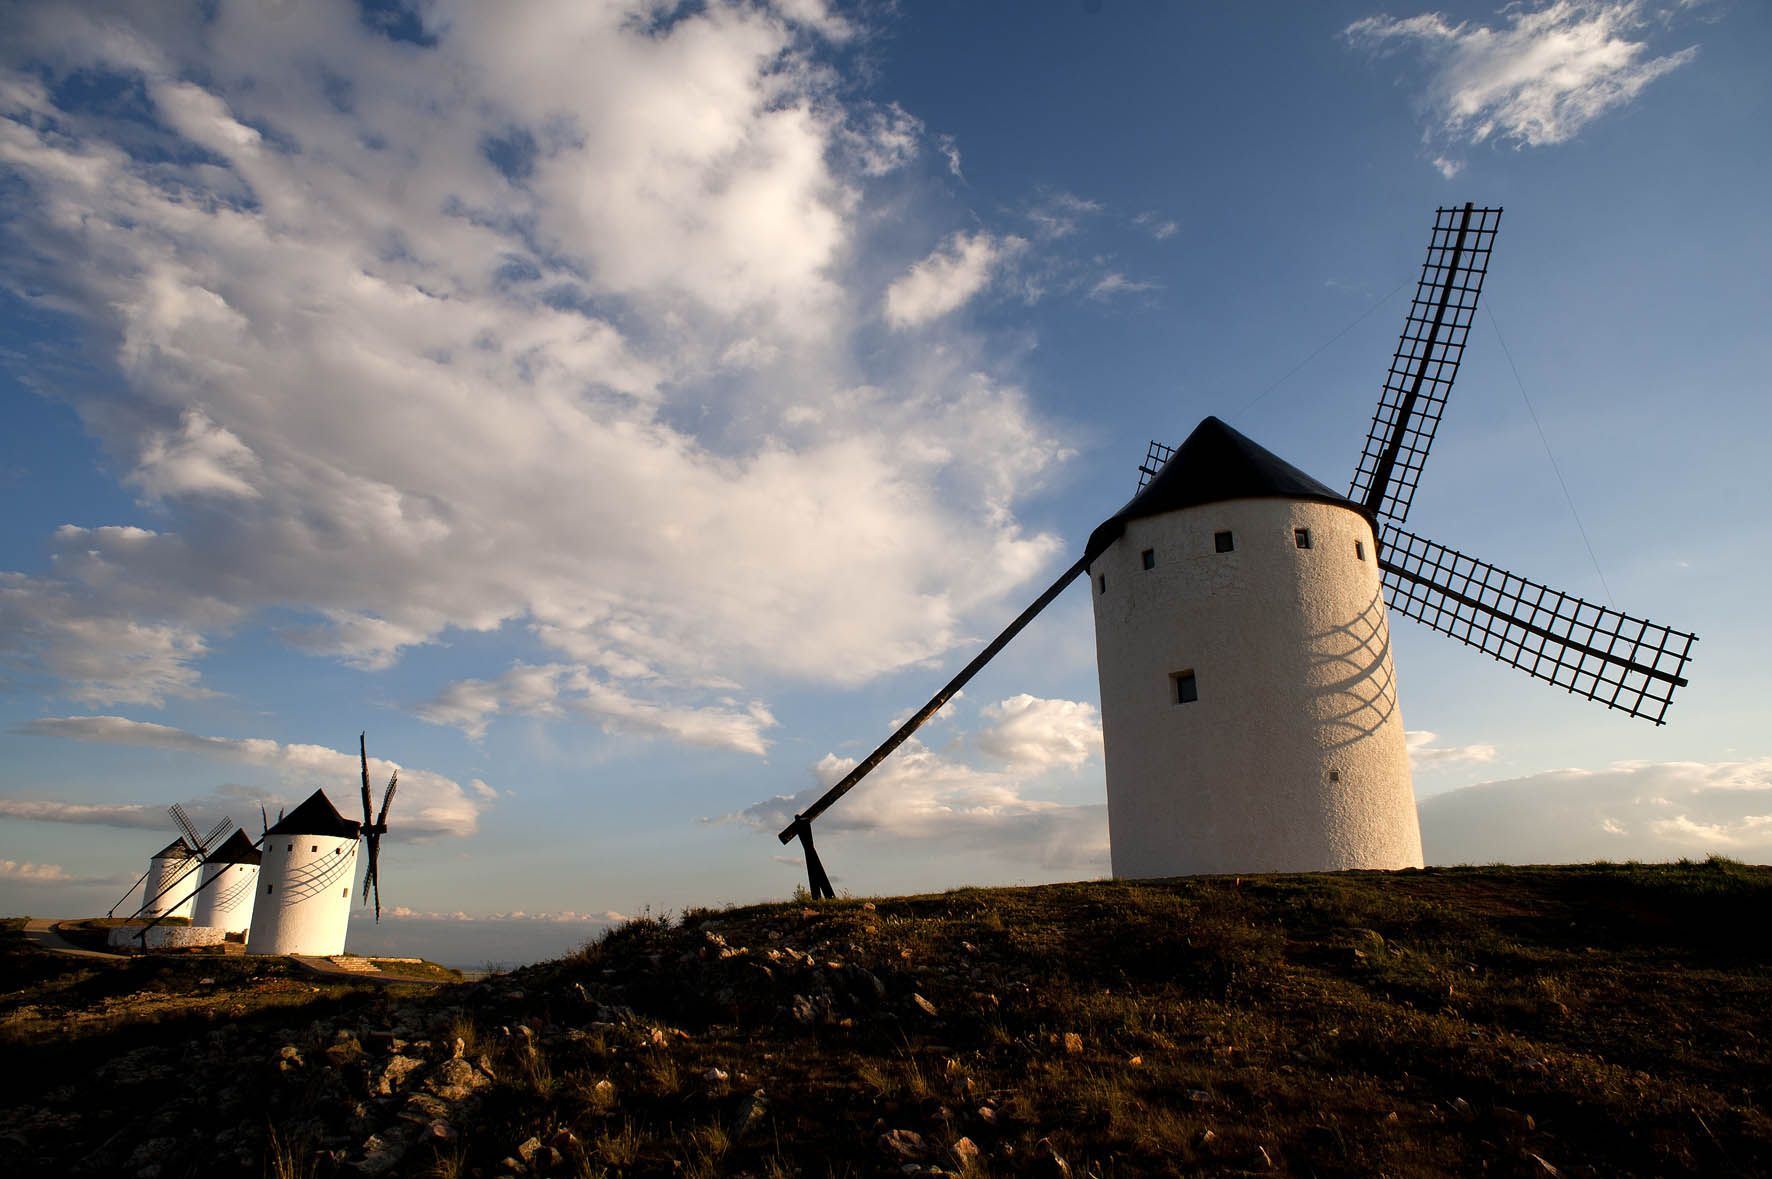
[2,0,1767,966]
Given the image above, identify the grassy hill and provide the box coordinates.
[3,860,1770,1176]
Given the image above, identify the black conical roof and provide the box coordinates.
[152,838,197,860]
[263,789,361,839]
[1086,416,1356,560]
[205,828,263,865]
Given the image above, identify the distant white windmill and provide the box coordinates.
[111,803,231,920]
[188,829,262,935]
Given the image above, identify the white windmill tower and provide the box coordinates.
[774,204,1698,893]
[247,735,397,956]
[188,828,262,935]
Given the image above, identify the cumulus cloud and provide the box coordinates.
[884,232,1025,328]
[1406,729,1498,769]
[419,663,776,753]
[1419,756,1772,865]
[0,1,1068,733]
[0,859,72,882]
[735,696,1109,872]
[1346,1,1697,165]
[973,694,1102,771]
[19,715,487,837]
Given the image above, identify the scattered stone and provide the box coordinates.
[732,1089,768,1139]
[591,1079,617,1109]
[1495,1106,1537,1133]
[1187,1088,1211,1103]
[880,1128,927,1160]
[424,1059,490,1103]
[911,993,939,1017]
[1198,1129,1217,1147]
[1061,1032,1084,1055]
[951,1136,981,1167]
[515,1136,544,1164]
[1449,1097,1473,1119]
[373,1055,425,1096]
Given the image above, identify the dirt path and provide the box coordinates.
[288,955,453,986]
[20,918,127,960]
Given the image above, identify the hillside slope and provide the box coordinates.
[4,861,1770,1177]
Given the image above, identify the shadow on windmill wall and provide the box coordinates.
[1308,588,1397,750]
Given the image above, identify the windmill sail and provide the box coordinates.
[1378,524,1696,723]
[1350,204,1502,526]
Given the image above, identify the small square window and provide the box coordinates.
[1295,528,1311,549]
[1355,540,1365,561]
[1172,669,1198,704]
[1214,531,1234,553]
[310,844,318,853]
[286,843,293,852]
[1141,548,1155,570]
[1329,770,1340,782]
[1097,573,1107,594]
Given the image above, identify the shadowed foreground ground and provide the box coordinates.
[3,860,1769,1176]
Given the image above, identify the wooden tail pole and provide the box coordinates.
[791,816,835,900]
[107,868,153,918]
[776,554,1090,883]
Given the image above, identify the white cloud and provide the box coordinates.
[1026,192,1102,240]
[0,572,211,706]
[0,2,1071,733]
[936,133,964,179]
[1405,729,1498,769]
[1132,211,1177,239]
[973,694,1103,771]
[19,715,488,837]
[1086,272,1158,302]
[1419,756,1772,865]
[417,663,775,753]
[736,734,1108,871]
[0,859,72,882]
[884,231,1024,328]
[0,798,164,829]
[1346,1,1697,155]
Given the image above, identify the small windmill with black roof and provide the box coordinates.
[778,204,1698,894]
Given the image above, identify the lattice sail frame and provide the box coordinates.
[1137,439,1176,492]
[1350,205,1502,525]
[1378,525,1696,723]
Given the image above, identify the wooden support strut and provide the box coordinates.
[777,554,1091,896]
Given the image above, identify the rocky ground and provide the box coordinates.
[3,860,1770,1177]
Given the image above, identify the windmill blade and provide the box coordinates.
[359,732,375,828]
[776,553,1090,896]
[376,772,398,827]
[1349,204,1502,526]
[167,802,203,849]
[199,817,231,854]
[1378,525,1696,723]
[260,804,269,837]
[371,850,383,921]
[361,837,379,905]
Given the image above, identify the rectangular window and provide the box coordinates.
[1355,540,1365,561]
[1329,770,1340,782]
[1141,548,1155,570]
[1214,531,1234,553]
[1172,669,1198,704]
[1294,528,1311,549]
[311,844,318,853]
[286,843,293,852]
[342,887,350,897]
[1097,573,1107,594]
[266,883,274,894]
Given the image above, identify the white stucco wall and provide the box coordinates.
[1089,496,1422,877]
[190,858,260,934]
[108,924,231,950]
[141,855,201,919]
[246,834,358,956]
